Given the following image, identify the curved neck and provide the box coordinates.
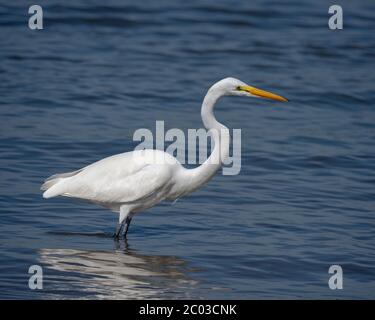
[179,88,230,193]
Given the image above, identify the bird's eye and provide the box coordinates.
[236,86,242,91]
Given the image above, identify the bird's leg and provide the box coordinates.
[121,215,133,239]
[114,216,132,239]
[114,223,123,239]
[114,207,132,240]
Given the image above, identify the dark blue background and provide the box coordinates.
[0,0,374,298]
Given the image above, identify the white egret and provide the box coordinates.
[41,77,287,239]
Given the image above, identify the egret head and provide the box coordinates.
[210,77,288,102]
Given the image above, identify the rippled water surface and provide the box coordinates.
[1,0,375,299]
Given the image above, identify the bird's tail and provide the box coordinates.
[41,169,82,198]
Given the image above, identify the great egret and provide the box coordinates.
[41,77,287,239]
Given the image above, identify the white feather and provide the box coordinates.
[41,77,287,237]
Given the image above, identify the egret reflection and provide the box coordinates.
[38,247,198,299]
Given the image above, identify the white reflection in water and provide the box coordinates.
[38,247,198,299]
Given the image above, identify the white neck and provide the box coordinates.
[177,87,230,195]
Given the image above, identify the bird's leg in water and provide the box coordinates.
[114,223,122,238]
[121,215,132,238]
[114,217,132,239]
[114,207,132,239]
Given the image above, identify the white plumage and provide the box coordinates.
[41,77,287,238]
[42,150,177,208]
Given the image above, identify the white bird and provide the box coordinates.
[41,77,287,239]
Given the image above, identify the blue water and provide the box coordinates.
[1,0,375,299]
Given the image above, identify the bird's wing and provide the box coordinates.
[58,151,174,204]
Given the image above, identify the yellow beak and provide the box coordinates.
[238,85,288,102]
